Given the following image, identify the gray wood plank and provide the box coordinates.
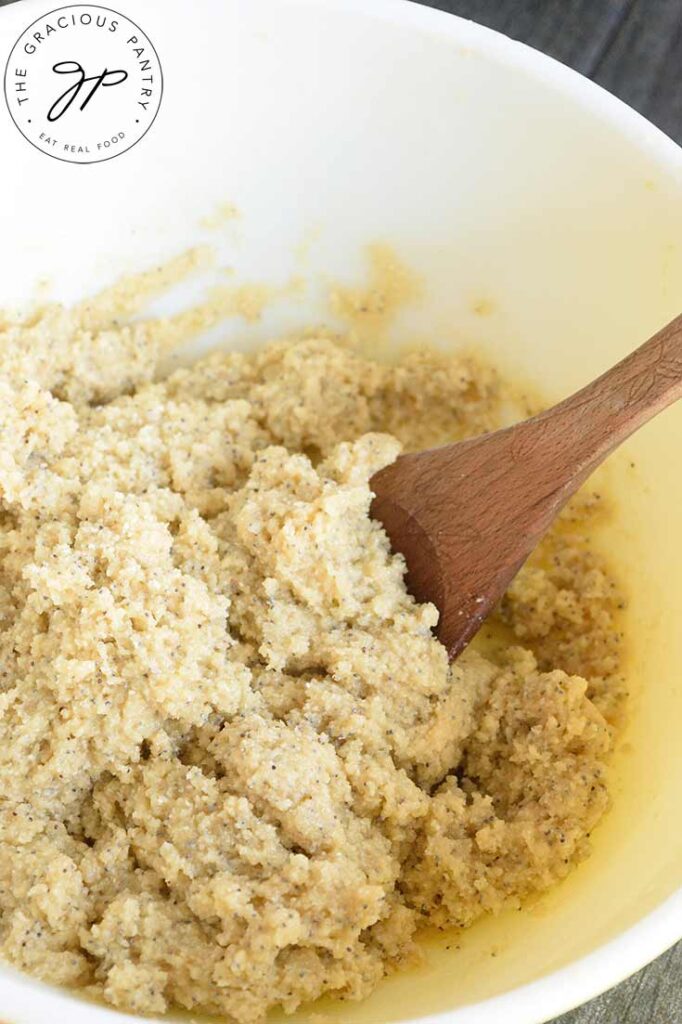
[593,0,682,143]
[553,942,682,1024]
[423,0,634,76]
[428,0,682,145]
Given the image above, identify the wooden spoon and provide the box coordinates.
[370,313,682,659]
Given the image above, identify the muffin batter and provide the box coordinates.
[0,278,624,1020]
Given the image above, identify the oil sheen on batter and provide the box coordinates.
[0,275,624,1020]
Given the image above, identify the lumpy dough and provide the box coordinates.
[0,288,625,1021]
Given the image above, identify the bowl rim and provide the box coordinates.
[315,0,682,170]
[0,1,680,1023]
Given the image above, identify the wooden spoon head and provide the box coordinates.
[370,487,495,657]
[370,434,560,659]
[371,483,522,658]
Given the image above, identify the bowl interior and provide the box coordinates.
[0,1,681,1022]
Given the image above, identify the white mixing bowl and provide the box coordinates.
[0,1,681,1022]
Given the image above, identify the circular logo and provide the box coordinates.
[3,4,163,164]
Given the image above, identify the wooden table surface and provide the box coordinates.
[0,0,679,1021]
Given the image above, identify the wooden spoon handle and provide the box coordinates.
[527,311,682,486]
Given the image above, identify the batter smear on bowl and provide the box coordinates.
[0,271,624,1020]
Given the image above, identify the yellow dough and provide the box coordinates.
[0,287,624,1020]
